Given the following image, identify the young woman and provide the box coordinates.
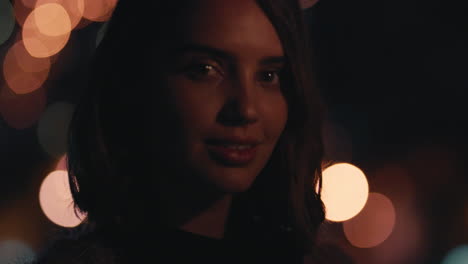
[34,0,325,263]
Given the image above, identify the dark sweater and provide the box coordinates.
[31,227,303,264]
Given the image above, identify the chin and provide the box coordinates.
[204,169,259,194]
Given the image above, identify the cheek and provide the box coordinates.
[166,79,220,135]
[262,96,288,140]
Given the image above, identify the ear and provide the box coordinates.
[299,0,319,10]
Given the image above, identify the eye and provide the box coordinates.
[258,70,281,87]
[185,63,224,82]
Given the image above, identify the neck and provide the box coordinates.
[157,169,234,239]
[179,194,232,239]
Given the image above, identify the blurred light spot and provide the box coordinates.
[35,0,84,30]
[320,163,369,222]
[14,0,33,27]
[370,164,425,264]
[343,192,396,248]
[3,41,50,94]
[0,85,47,129]
[22,5,71,58]
[96,21,109,47]
[82,0,117,22]
[441,245,468,264]
[0,0,15,45]
[322,120,353,163]
[56,154,67,171]
[32,3,71,36]
[37,102,74,157]
[299,0,319,9]
[0,240,36,263]
[39,170,85,227]
[22,0,37,8]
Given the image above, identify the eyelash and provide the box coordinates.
[258,70,282,87]
[184,62,224,82]
[183,62,282,88]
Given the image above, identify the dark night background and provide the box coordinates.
[1,0,467,263]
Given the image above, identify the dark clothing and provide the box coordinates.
[32,226,304,264]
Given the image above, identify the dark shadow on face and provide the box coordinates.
[154,0,288,230]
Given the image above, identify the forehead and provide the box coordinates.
[176,0,284,58]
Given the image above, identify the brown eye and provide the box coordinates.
[186,64,223,81]
[258,70,281,86]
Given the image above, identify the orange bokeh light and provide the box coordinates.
[14,0,33,27]
[21,0,37,8]
[22,4,71,58]
[320,163,369,222]
[3,41,50,94]
[32,3,71,37]
[0,85,47,129]
[39,170,85,228]
[35,0,85,30]
[82,0,117,22]
[56,155,67,171]
[343,192,396,248]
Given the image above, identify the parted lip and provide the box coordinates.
[205,136,262,146]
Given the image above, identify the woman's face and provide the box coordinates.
[163,0,288,193]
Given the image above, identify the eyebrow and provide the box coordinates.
[172,43,285,66]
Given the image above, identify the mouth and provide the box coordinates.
[205,137,261,166]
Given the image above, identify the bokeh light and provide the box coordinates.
[32,3,71,37]
[0,240,36,264]
[82,0,117,22]
[343,192,396,248]
[0,0,15,45]
[35,0,85,30]
[3,40,51,94]
[441,245,468,264]
[21,0,37,9]
[55,154,67,171]
[0,85,47,129]
[320,163,369,222]
[39,170,85,228]
[37,102,75,158]
[14,0,33,27]
[22,4,71,58]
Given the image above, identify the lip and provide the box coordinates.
[207,137,260,166]
[205,136,262,146]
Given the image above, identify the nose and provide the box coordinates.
[217,74,259,127]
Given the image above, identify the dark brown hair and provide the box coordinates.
[67,0,325,254]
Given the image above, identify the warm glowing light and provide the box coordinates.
[0,85,47,129]
[0,0,15,45]
[35,0,85,30]
[441,245,468,264]
[343,192,396,248]
[32,3,71,36]
[37,102,75,157]
[56,155,67,171]
[320,163,369,222]
[21,0,37,8]
[39,170,85,228]
[82,0,117,22]
[0,240,36,264]
[14,0,33,27]
[3,41,50,94]
[22,5,71,58]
